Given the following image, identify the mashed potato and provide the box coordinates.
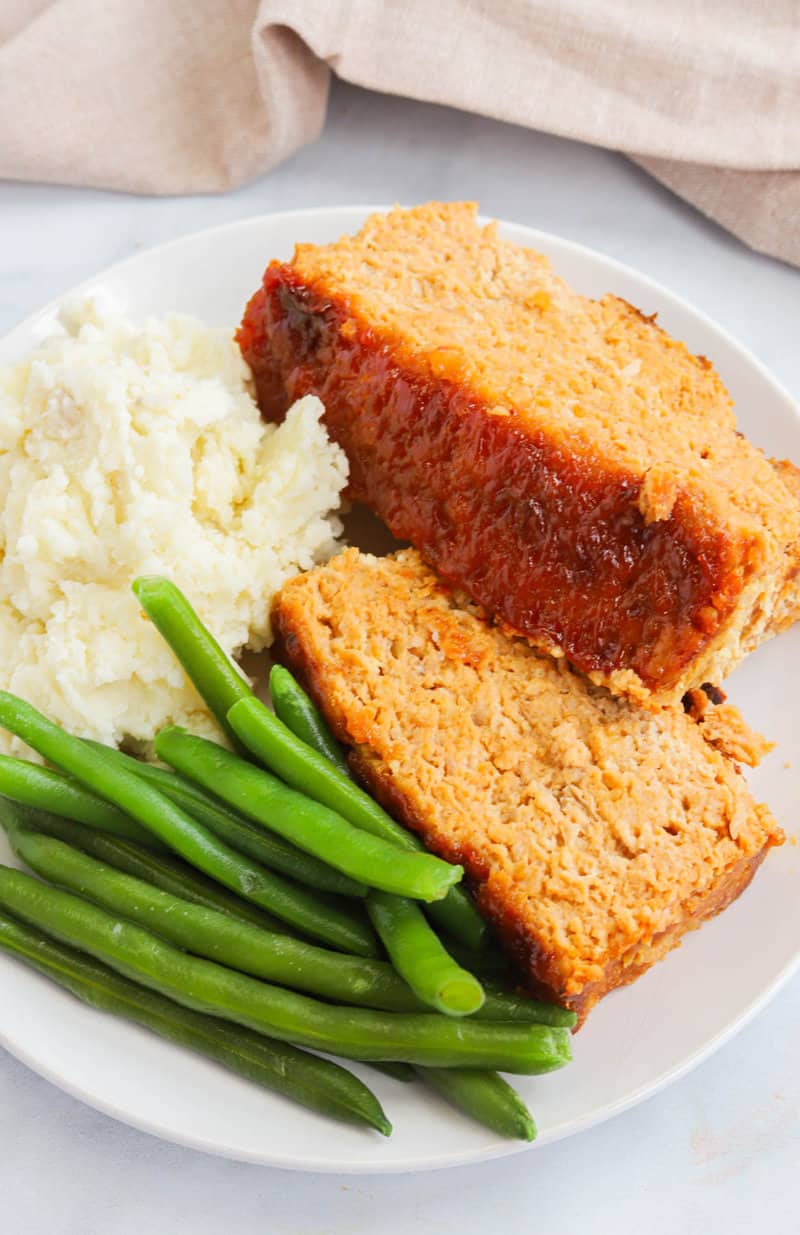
[0,297,348,757]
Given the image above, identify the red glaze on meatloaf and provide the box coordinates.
[238,203,800,705]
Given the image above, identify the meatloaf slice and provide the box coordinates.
[272,548,783,1025]
[239,201,800,707]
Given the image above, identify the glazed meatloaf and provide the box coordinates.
[272,548,783,1024]
[239,202,800,706]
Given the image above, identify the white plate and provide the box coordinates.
[1,207,799,1173]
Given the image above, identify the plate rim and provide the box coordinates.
[1,203,798,1173]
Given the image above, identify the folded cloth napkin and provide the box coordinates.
[2,0,798,266]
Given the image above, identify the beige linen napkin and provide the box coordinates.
[1,0,798,266]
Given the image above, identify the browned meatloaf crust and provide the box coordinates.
[272,548,783,1025]
[239,201,800,707]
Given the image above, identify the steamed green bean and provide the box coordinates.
[0,800,288,934]
[366,890,484,1017]
[269,664,350,775]
[85,741,364,897]
[0,867,572,1073]
[0,755,163,851]
[0,693,376,957]
[132,576,252,746]
[414,1067,536,1141]
[0,907,390,1134]
[155,726,462,903]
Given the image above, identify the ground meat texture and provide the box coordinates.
[238,202,800,707]
[271,548,782,1026]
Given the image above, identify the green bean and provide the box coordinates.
[84,741,363,898]
[444,935,512,976]
[0,908,391,1134]
[0,868,572,1073]
[395,1055,534,1136]
[0,801,288,935]
[8,815,574,1030]
[132,576,252,746]
[155,727,462,904]
[0,756,165,852]
[269,665,350,775]
[3,816,577,1026]
[11,827,431,1009]
[427,950,576,1028]
[366,890,484,1017]
[424,891,488,954]
[228,694,417,842]
[5,821,540,1134]
[414,1067,536,1141]
[481,982,577,1029]
[0,693,377,957]
[228,694,488,949]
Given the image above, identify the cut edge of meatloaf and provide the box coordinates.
[271,547,783,1026]
[238,201,800,707]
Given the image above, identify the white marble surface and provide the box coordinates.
[1,80,799,1234]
